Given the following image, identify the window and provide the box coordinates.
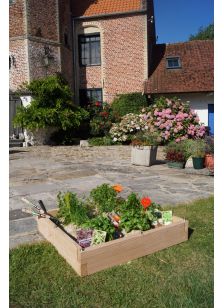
[166,57,181,69]
[79,89,103,107]
[79,34,101,66]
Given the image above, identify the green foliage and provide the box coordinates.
[13,74,89,131]
[57,192,89,226]
[120,209,150,233]
[131,130,161,146]
[187,139,206,158]
[88,136,116,146]
[83,214,115,241]
[164,140,190,162]
[119,193,150,233]
[88,102,115,137]
[111,92,148,120]
[90,184,117,213]
[189,23,214,41]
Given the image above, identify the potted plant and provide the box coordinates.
[204,136,214,171]
[164,141,187,169]
[190,139,206,169]
[131,131,161,166]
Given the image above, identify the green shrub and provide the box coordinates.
[111,92,148,120]
[88,136,116,146]
[87,102,115,137]
[13,74,89,131]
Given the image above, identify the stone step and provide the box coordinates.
[9,139,24,148]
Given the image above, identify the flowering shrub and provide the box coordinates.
[110,97,206,144]
[88,102,115,136]
[140,97,206,143]
[109,113,148,142]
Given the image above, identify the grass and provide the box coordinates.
[10,196,214,308]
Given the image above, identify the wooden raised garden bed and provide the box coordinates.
[37,209,188,277]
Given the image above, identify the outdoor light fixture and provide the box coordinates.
[9,54,16,69]
[42,45,54,68]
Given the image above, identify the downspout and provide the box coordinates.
[70,0,76,103]
[24,0,30,83]
[56,0,62,72]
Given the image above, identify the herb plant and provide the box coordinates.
[90,184,118,213]
[57,192,89,226]
[83,214,115,241]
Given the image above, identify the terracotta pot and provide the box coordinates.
[204,154,214,170]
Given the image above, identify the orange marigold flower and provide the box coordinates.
[112,184,123,193]
[141,197,152,209]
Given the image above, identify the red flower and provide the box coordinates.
[141,197,152,209]
[95,101,101,107]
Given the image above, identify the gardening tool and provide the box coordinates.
[21,197,61,226]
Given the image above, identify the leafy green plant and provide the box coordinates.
[111,92,148,120]
[90,184,118,213]
[57,192,89,226]
[118,193,151,232]
[88,136,116,146]
[120,210,150,233]
[13,74,89,131]
[83,214,115,241]
[164,140,190,162]
[190,139,206,158]
[131,131,161,146]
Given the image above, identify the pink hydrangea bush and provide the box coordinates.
[110,97,206,144]
[141,97,206,143]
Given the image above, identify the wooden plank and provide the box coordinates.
[38,210,188,277]
[37,217,82,275]
[80,218,188,276]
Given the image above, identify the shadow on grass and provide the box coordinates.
[188,227,194,239]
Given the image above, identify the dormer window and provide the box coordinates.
[166,57,181,69]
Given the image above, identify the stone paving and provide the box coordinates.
[9,145,214,248]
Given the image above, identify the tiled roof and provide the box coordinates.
[72,0,143,18]
[145,40,214,94]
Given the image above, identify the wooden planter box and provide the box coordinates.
[37,210,188,277]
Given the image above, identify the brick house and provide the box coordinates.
[144,40,214,134]
[9,1,214,134]
[9,0,156,105]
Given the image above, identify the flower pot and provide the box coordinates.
[131,146,158,166]
[204,154,214,170]
[29,127,58,145]
[192,157,204,169]
[167,161,185,169]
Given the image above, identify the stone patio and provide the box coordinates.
[9,145,214,248]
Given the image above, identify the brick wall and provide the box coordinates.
[9,0,26,37]
[27,0,58,41]
[9,40,29,91]
[58,0,74,89]
[28,41,61,81]
[9,0,75,92]
[74,13,148,103]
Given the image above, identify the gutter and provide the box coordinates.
[73,9,147,21]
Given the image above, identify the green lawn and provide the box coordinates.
[10,196,214,308]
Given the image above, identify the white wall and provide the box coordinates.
[164,92,214,126]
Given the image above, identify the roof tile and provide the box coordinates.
[145,40,214,94]
[72,0,142,17]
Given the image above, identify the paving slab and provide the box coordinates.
[9,145,214,248]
